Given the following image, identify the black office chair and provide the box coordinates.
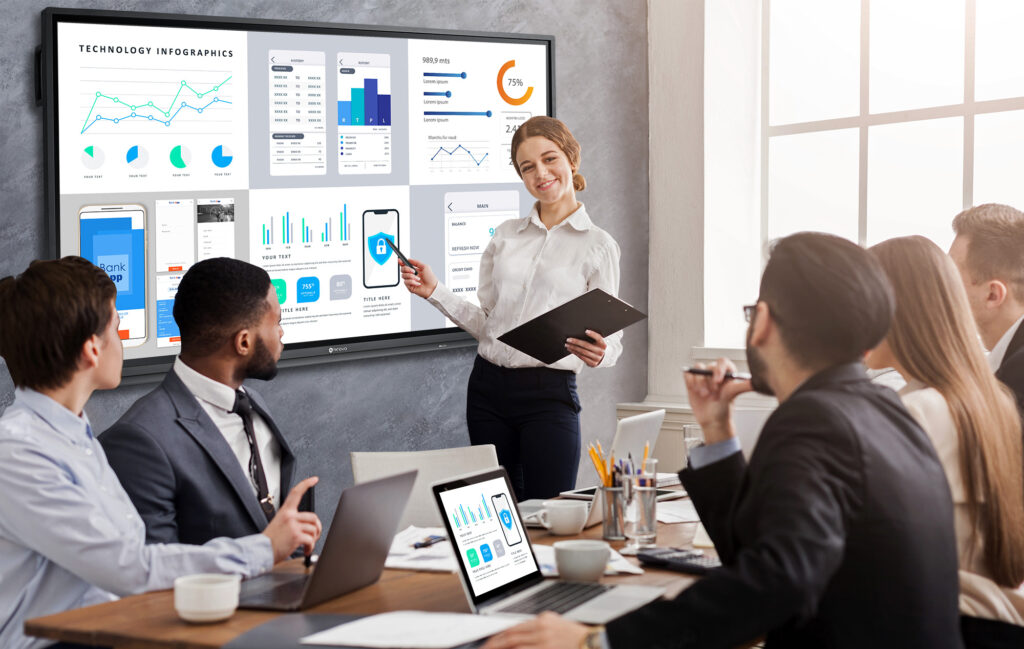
[961,615,1024,649]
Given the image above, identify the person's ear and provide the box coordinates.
[985,280,1008,310]
[749,301,772,347]
[78,334,102,371]
[233,328,253,357]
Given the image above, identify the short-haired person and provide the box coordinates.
[866,236,1024,644]
[949,204,1024,414]
[102,258,311,545]
[400,116,622,500]
[482,233,962,649]
[0,257,320,649]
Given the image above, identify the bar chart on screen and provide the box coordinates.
[337,52,392,174]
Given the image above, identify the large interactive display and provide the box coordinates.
[41,9,553,375]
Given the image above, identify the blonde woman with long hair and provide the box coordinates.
[867,235,1024,636]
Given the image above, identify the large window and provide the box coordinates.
[704,0,1024,349]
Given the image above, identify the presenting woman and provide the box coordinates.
[400,116,622,500]
[866,236,1024,639]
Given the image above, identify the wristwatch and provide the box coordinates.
[580,625,607,649]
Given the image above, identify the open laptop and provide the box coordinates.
[239,470,416,611]
[561,410,683,501]
[432,468,663,624]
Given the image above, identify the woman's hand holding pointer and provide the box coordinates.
[399,258,438,299]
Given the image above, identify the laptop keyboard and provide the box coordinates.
[497,582,611,615]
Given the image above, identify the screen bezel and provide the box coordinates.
[432,467,544,610]
[40,7,555,378]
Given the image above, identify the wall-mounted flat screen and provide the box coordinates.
[41,8,553,375]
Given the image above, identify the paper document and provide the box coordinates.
[301,611,521,648]
[656,498,701,524]
[532,544,643,576]
[385,525,458,573]
[692,521,715,549]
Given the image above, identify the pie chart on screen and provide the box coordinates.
[125,145,149,169]
[211,145,233,168]
[81,145,104,170]
[169,145,190,169]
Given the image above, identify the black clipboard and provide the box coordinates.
[497,289,647,365]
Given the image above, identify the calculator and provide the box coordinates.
[637,547,723,575]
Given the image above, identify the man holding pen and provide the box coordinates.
[482,233,961,649]
[0,257,322,649]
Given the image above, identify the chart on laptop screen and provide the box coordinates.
[439,476,538,597]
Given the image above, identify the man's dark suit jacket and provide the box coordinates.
[101,370,298,545]
[606,363,962,649]
[996,322,1024,415]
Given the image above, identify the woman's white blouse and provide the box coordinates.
[428,202,622,372]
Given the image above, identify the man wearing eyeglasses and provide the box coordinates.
[483,233,961,649]
[102,258,313,545]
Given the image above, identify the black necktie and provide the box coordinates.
[231,389,276,522]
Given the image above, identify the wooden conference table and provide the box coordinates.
[26,520,703,649]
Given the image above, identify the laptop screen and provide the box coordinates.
[435,470,540,601]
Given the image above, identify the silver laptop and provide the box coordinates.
[238,470,416,611]
[432,468,663,624]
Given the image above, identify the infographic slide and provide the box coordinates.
[408,39,548,185]
[337,52,393,174]
[268,50,327,176]
[155,273,183,348]
[439,476,537,597]
[248,185,411,344]
[56,22,249,194]
[79,204,147,346]
[154,198,195,272]
[196,198,236,260]
[443,190,519,306]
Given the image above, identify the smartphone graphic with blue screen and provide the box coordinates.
[79,204,147,347]
[363,209,400,289]
[491,493,523,546]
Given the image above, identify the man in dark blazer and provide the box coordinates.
[949,204,1024,415]
[481,233,962,649]
[102,258,308,545]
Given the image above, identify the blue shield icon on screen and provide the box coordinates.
[367,232,394,266]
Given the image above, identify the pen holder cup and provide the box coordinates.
[600,486,626,541]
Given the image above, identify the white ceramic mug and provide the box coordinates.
[554,539,610,582]
[173,573,241,623]
[538,500,589,535]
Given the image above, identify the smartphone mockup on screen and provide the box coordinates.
[363,209,400,289]
[79,204,147,347]
[491,493,523,547]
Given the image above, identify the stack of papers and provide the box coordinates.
[655,472,682,487]
[301,611,521,648]
[655,498,701,524]
[385,526,457,573]
[531,544,644,576]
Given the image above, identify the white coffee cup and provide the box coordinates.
[538,500,589,535]
[173,573,241,623]
[554,539,610,582]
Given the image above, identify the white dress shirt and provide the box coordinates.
[0,389,272,649]
[428,202,623,372]
[987,314,1024,372]
[900,380,1024,623]
[173,358,282,507]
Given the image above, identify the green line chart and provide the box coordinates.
[80,75,233,134]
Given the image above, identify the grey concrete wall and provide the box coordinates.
[0,0,649,540]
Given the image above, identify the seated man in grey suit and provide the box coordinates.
[102,257,308,545]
